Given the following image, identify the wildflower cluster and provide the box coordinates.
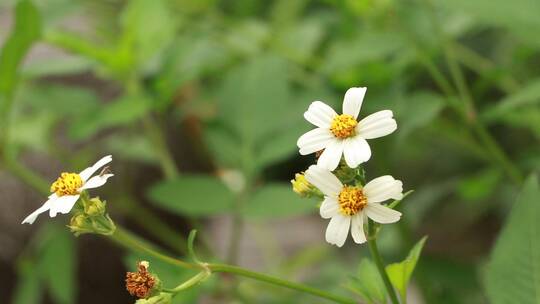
[294,87,404,247]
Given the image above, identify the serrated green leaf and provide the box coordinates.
[386,236,427,301]
[485,174,540,304]
[348,259,387,304]
[242,183,315,219]
[148,175,234,216]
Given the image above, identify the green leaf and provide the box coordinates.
[441,0,540,46]
[348,259,387,304]
[396,91,445,140]
[120,0,176,64]
[69,95,150,139]
[242,183,315,219]
[13,260,41,304]
[0,0,41,96]
[37,228,77,304]
[386,236,427,301]
[147,175,235,216]
[457,168,502,201]
[483,78,540,122]
[485,174,540,304]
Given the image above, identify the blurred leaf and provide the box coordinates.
[485,174,540,304]
[9,110,56,152]
[120,0,176,65]
[483,78,540,121]
[204,123,242,168]
[492,107,540,139]
[348,259,387,304]
[396,92,445,140]
[386,236,427,301]
[148,175,234,216]
[22,56,94,78]
[441,0,540,46]
[457,168,502,201]
[0,0,41,97]
[13,260,41,304]
[155,36,231,102]
[321,31,404,76]
[224,20,270,56]
[104,133,159,164]
[37,227,77,304]
[69,95,150,139]
[242,183,315,219]
[274,18,325,64]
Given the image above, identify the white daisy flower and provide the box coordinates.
[21,155,114,225]
[305,165,403,247]
[297,87,397,171]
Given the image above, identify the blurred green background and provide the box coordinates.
[1,0,539,303]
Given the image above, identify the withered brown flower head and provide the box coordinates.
[126,261,156,299]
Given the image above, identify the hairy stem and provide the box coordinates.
[110,225,357,304]
[367,219,400,304]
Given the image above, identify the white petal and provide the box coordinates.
[304,101,337,128]
[317,139,344,171]
[320,197,340,219]
[21,195,56,224]
[363,176,403,203]
[297,128,334,155]
[49,195,80,217]
[365,203,401,224]
[343,136,371,168]
[80,174,114,190]
[325,214,351,247]
[357,110,397,139]
[351,213,367,244]
[305,165,343,197]
[342,87,366,119]
[79,155,113,182]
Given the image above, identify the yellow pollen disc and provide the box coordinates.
[330,114,357,139]
[338,186,367,216]
[50,172,83,196]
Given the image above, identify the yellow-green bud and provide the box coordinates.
[291,173,312,197]
[84,197,106,216]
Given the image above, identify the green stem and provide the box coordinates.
[163,271,210,294]
[367,219,400,304]
[208,264,357,304]
[109,225,356,304]
[111,227,198,270]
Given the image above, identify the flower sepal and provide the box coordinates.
[68,196,116,236]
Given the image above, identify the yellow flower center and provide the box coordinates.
[338,186,367,216]
[330,114,357,138]
[50,172,83,196]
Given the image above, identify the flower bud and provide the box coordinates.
[84,197,106,216]
[291,173,312,197]
[68,214,93,236]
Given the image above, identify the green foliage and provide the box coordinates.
[242,183,316,219]
[485,175,540,304]
[147,175,234,216]
[348,259,387,304]
[386,236,427,302]
[0,0,40,97]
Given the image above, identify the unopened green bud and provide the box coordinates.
[68,214,93,236]
[84,197,106,216]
